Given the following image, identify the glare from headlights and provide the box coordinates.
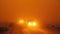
[27,21,37,27]
[19,19,24,24]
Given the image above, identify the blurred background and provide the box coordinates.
[0,0,60,34]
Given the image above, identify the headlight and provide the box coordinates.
[27,21,37,27]
[19,19,24,24]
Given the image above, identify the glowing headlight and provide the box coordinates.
[27,21,37,27]
[19,19,24,24]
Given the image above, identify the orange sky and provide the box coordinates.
[0,0,60,24]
